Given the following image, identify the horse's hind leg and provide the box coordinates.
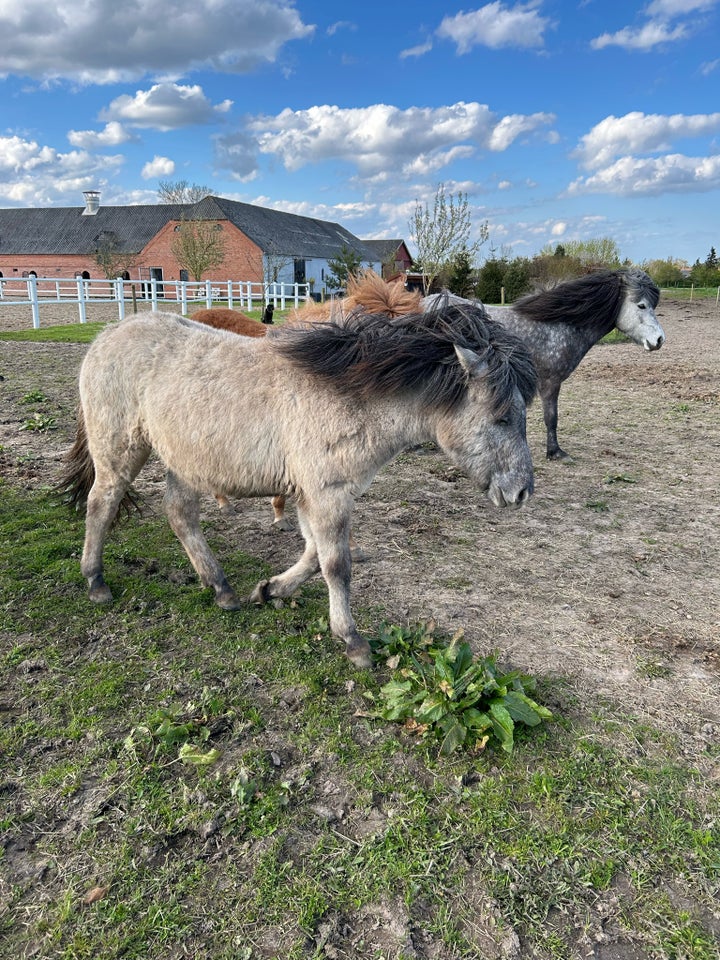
[270,494,293,530]
[250,507,320,602]
[164,471,240,610]
[540,381,570,460]
[81,450,150,603]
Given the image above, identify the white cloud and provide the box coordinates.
[590,0,718,51]
[568,153,720,196]
[237,102,555,178]
[100,83,232,131]
[644,0,717,17]
[399,40,434,59]
[700,58,720,75]
[437,2,551,52]
[0,0,314,84]
[327,21,356,36]
[67,121,136,149]
[141,155,175,179]
[591,21,687,50]
[551,221,567,236]
[0,134,123,205]
[574,111,720,169]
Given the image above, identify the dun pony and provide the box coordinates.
[57,301,536,668]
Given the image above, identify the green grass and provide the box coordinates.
[661,286,720,301]
[1,482,719,959]
[0,307,293,343]
[0,321,107,342]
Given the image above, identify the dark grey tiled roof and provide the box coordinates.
[361,239,407,262]
[0,203,187,255]
[199,196,373,260]
[0,195,377,260]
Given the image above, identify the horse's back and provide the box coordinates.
[192,307,267,338]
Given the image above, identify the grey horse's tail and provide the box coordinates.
[55,405,140,516]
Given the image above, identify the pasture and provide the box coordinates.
[0,296,718,959]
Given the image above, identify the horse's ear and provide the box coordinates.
[455,345,488,379]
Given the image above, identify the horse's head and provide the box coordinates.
[436,344,535,510]
[615,270,665,352]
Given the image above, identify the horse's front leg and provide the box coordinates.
[164,471,240,609]
[540,381,569,460]
[251,498,372,669]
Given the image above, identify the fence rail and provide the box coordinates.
[0,276,311,328]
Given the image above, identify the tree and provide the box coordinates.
[502,257,532,302]
[158,180,214,203]
[642,257,686,287]
[705,247,718,269]
[263,252,293,286]
[554,238,622,270]
[326,244,365,290]
[92,231,136,280]
[446,248,475,297]
[409,183,488,293]
[170,218,227,281]
[475,258,507,304]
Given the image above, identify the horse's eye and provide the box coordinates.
[496,417,510,427]
[638,303,647,310]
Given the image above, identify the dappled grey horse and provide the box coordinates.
[424,269,664,460]
[57,302,537,668]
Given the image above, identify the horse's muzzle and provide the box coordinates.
[487,481,533,509]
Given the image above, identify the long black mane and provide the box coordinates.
[269,300,537,414]
[513,269,660,333]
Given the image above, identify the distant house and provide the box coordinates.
[361,239,413,280]
[0,192,381,297]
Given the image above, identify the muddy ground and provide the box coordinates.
[1,296,718,737]
[1,294,719,959]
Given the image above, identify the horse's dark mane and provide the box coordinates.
[269,300,537,414]
[513,269,659,332]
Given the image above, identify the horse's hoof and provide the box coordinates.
[215,584,242,610]
[88,577,113,604]
[345,640,373,670]
[350,545,368,563]
[547,449,572,462]
[250,579,271,604]
[272,518,294,532]
[216,591,242,611]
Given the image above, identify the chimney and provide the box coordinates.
[82,190,101,215]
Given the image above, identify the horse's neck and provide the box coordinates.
[499,309,600,368]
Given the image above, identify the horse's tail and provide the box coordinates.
[55,405,140,516]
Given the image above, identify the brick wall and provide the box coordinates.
[0,221,264,284]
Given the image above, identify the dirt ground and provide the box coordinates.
[1,295,718,741]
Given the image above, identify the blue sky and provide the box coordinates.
[1,0,719,265]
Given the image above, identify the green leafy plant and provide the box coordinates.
[366,623,552,755]
[19,412,56,432]
[20,389,48,404]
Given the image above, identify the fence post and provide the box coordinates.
[76,276,87,324]
[180,281,188,315]
[150,278,159,312]
[115,278,125,321]
[28,275,40,329]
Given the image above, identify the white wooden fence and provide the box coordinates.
[0,276,311,329]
